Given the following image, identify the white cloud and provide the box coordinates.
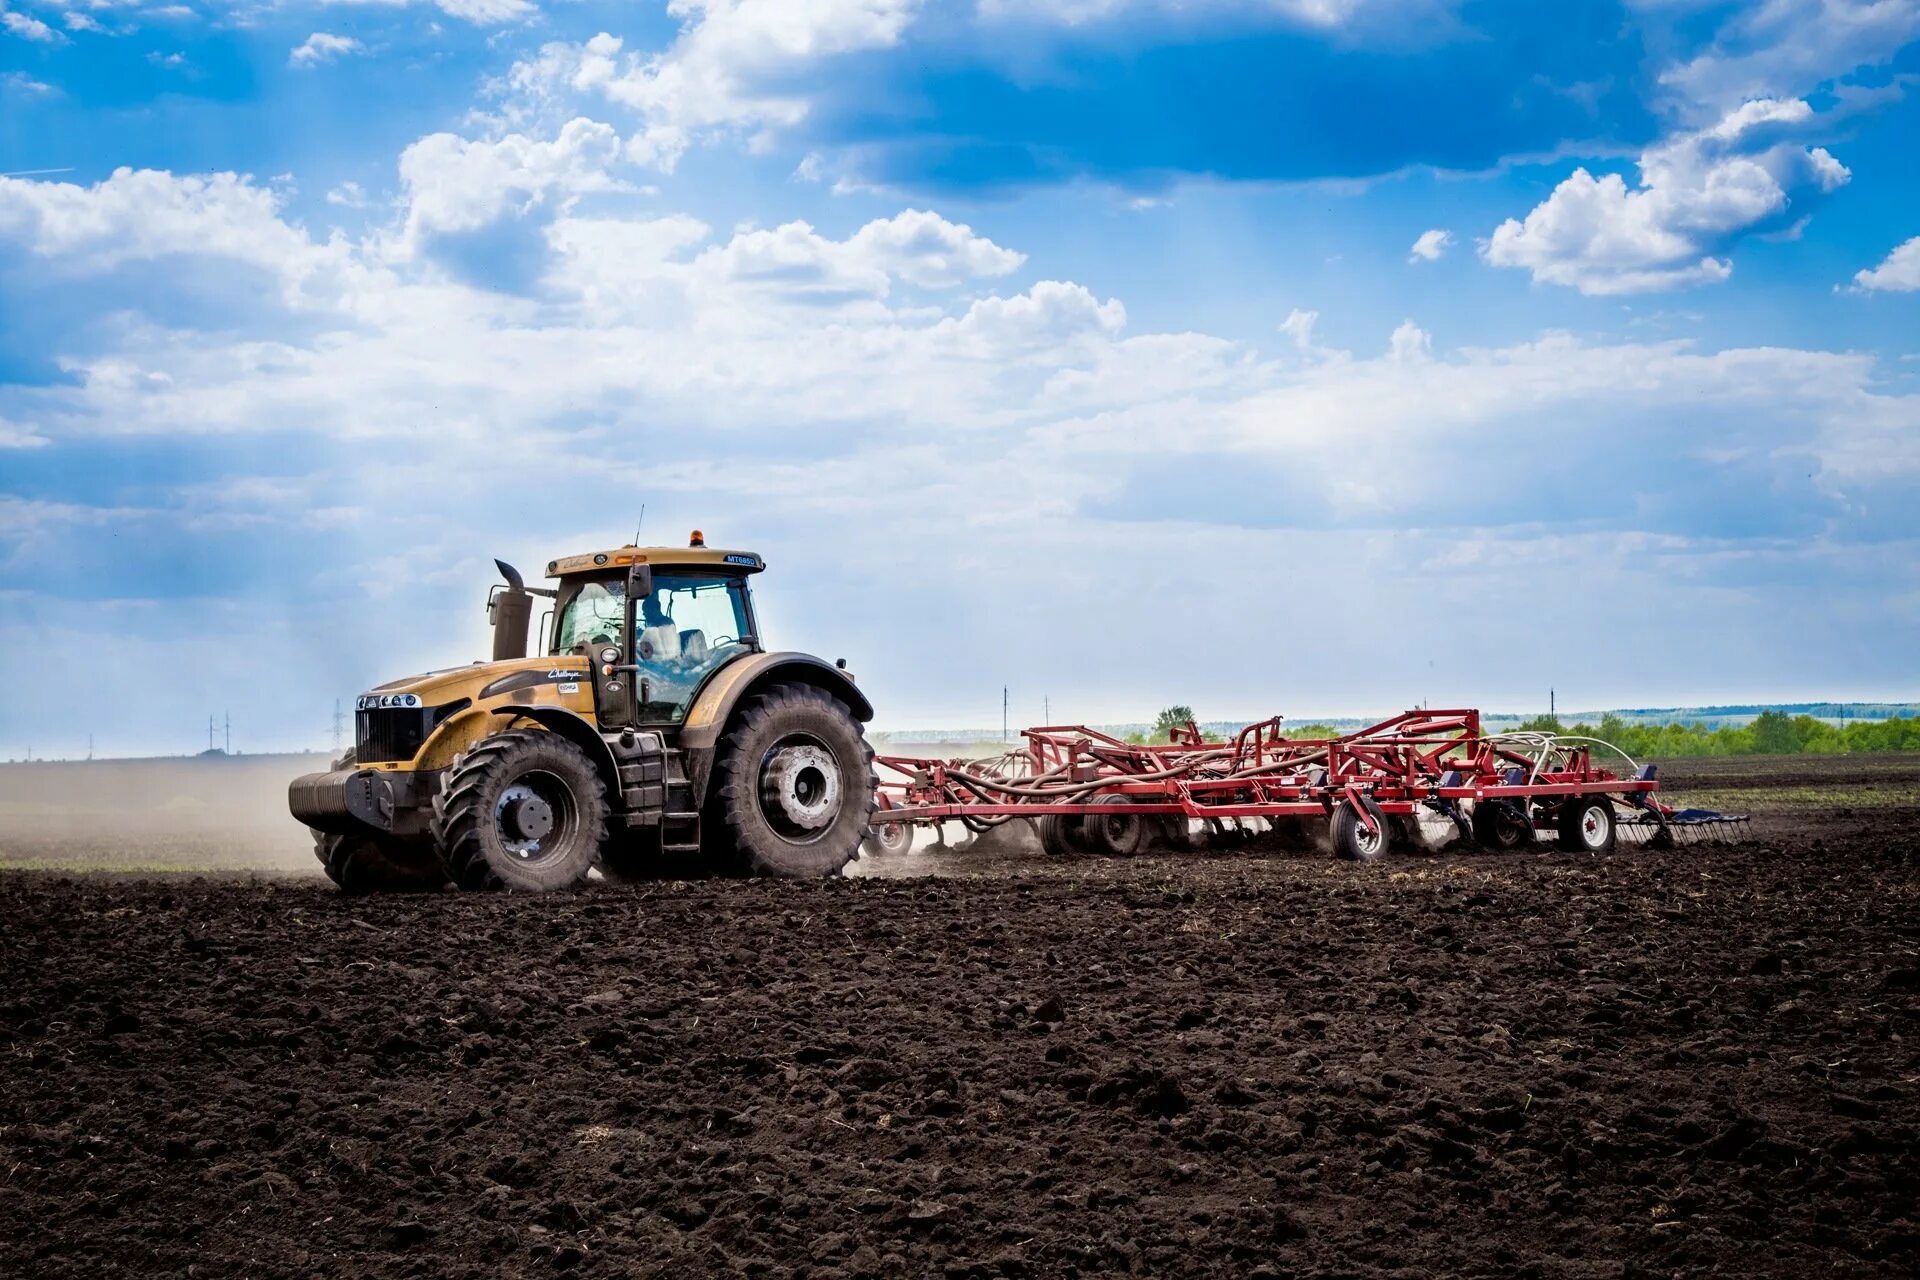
[1484,98,1850,294]
[1852,235,1920,292]
[975,0,1392,26]
[1659,0,1920,111]
[1279,308,1318,350]
[2,6,59,41]
[325,179,373,208]
[504,2,924,171]
[1388,320,1430,362]
[396,118,626,248]
[290,32,363,67]
[0,167,359,306]
[0,418,47,448]
[1408,228,1451,262]
[2,71,55,95]
[313,0,534,24]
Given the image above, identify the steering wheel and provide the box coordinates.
[707,635,739,649]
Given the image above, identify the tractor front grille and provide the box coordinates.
[357,707,435,764]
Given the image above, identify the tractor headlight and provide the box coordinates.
[599,646,620,665]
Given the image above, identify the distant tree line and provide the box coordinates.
[1270,710,1920,758]
[1505,710,1920,758]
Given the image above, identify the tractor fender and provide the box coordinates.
[493,703,622,793]
[678,652,875,804]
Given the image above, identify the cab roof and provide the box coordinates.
[546,545,765,578]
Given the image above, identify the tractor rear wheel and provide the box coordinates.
[431,729,607,892]
[1471,799,1534,851]
[1330,796,1391,862]
[708,683,875,878]
[1556,795,1617,854]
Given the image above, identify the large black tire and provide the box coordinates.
[1556,795,1617,854]
[707,683,875,878]
[1329,796,1391,862]
[430,730,608,892]
[308,749,444,893]
[1086,793,1148,857]
[314,831,446,894]
[1471,799,1534,851]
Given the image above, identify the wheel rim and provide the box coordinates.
[493,770,578,865]
[1354,813,1384,858]
[757,735,844,844]
[876,822,912,853]
[1578,803,1606,849]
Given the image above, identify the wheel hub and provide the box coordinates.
[760,744,841,831]
[496,783,555,851]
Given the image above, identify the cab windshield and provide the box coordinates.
[552,573,754,722]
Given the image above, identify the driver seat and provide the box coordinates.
[639,624,680,662]
[678,629,709,665]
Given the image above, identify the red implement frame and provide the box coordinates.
[872,709,1668,841]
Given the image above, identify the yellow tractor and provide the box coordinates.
[288,535,876,892]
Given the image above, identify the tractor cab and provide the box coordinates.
[544,539,765,724]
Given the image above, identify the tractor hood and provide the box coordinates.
[362,655,592,713]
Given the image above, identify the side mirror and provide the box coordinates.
[627,562,653,601]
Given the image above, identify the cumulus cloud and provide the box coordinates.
[1408,229,1451,263]
[290,33,363,68]
[396,118,626,248]
[503,3,924,170]
[1852,236,1920,293]
[1484,98,1850,294]
[0,167,358,306]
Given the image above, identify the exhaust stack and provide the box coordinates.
[489,559,533,662]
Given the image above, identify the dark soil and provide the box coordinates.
[3,762,1917,1277]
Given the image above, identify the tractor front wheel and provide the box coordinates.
[708,683,875,878]
[431,730,607,892]
[314,831,445,894]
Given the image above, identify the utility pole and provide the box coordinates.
[87,734,93,762]
[224,711,231,755]
[208,715,215,753]
[1550,687,1556,718]
[1002,686,1009,744]
[1044,696,1050,724]
[332,699,346,756]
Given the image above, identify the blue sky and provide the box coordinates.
[1,0,1917,755]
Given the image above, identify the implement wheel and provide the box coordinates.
[709,683,876,878]
[863,820,915,858]
[1471,799,1533,851]
[1035,812,1090,856]
[1557,796,1617,854]
[431,730,607,892]
[1330,796,1391,862]
[1087,794,1148,857]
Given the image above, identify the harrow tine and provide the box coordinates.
[1618,810,1752,848]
